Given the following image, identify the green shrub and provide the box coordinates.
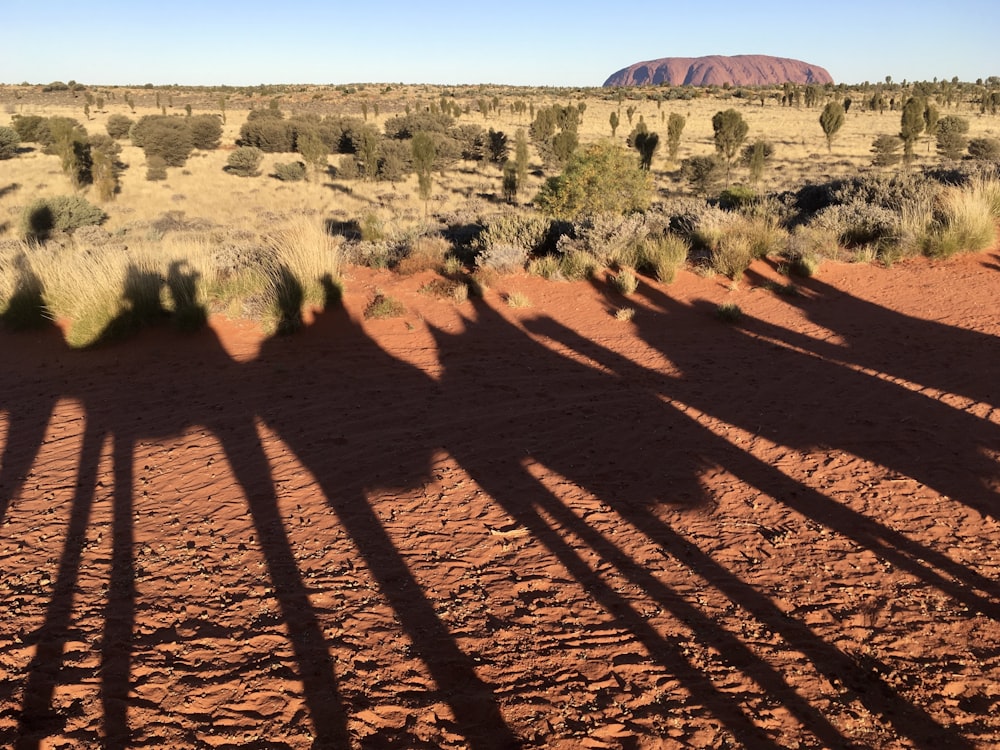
[106,114,134,140]
[363,292,405,319]
[22,195,106,240]
[475,212,551,256]
[10,114,46,143]
[476,243,530,274]
[558,248,600,280]
[131,115,193,166]
[227,147,264,177]
[273,161,308,181]
[611,267,639,295]
[920,184,998,258]
[0,126,19,159]
[636,233,689,283]
[570,211,649,267]
[535,141,652,219]
[711,233,755,279]
[189,115,223,150]
[239,118,294,153]
[968,137,1000,162]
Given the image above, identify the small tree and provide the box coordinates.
[609,111,619,137]
[819,101,845,152]
[502,161,518,204]
[89,134,122,201]
[535,141,652,219]
[922,103,940,153]
[0,126,19,160]
[936,115,969,160]
[634,131,659,170]
[712,109,749,185]
[666,113,685,161]
[412,131,436,213]
[189,115,222,150]
[681,155,724,196]
[871,135,904,168]
[899,97,926,164]
[968,137,1000,161]
[227,146,264,177]
[740,140,774,187]
[514,128,530,189]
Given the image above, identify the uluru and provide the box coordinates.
[603,54,834,87]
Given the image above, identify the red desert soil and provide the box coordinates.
[1,251,999,749]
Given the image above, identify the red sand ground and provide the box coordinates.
[1,252,999,749]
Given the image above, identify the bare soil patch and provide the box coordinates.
[2,252,999,749]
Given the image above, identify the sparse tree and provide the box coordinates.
[712,108,749,185]
[514,128,530,188]
[819,101,845,152]
[740,139,773,186]
[899,97,926,164]
[411,131,436,212]
[609,111,619,137]
[666,112,685,161]
[626,105,636,125]
[634,131,659,170]
[297,131,328,179]
[89,134,122,201]
[502,161,518,204]
[922,103,940,152]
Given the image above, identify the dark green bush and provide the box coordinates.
[131,116,193,166]
[189,115,223,150]
[0,126,19,159]
[273,161,307,181]
[968,137,1000,161]
[22,195,106,240]
[106,114,134,140]
[10,114,46,143]
[238,118,294,152]
[227,146,263,177]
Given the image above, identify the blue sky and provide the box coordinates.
[3,0,997,87]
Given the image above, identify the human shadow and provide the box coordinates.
[428,298,975,749]
[745,258,1000,410]
[13,266,350,749]
[1,254,60,526]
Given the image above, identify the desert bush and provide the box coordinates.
[189,115,223,150]
[526,255,563,280]
[871,135,904,168]
[635,233,689,283]
[569,211,649,267]
[131,116,193,166]
[681,154,725,196]
[0,126,20,159]
[363,292,405,319]
[396,234,450,275]
[337,154,360,180]
[89,134,122,201]
[716,302,743,323]
[968,137,1000,162]
[611,267,639,295]
[239,117,294,153]
[536,141,652,219]
[475,212,551,257]
[812,200,900,247]
[476,243,530,274]
[710,233,755,279]
[106,114,134,140]
[505,290,532,308]
[919,183,998,258]
[936,116,969,160]
[556,247,601,280]
[10,114,46,143]
[273,161,308,181]
[22,195,106,240]
[227,147,264,177]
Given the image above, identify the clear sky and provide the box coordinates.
[2,0,997,87]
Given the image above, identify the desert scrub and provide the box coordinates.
[710,233,755,280]
[556,248,600,281]
[273,161,307,182]
[611,267,639,296]
[716,302,743,323]
[419,278,469,303]
[475,212,551,256]
[634,233,689,283]
[504,290,531,308]
[919,183,998,258]
[396,234,450,275]
[569,211,649,267]
[21,196,107,241]
[226,146,264,177]
[364,291,405,319]
[476,243,530,274]
[261,218,344,327]
[614,307,636,321]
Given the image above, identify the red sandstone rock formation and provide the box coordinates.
[603,54,834,87]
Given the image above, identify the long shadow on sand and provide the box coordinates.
[2,256,997,748]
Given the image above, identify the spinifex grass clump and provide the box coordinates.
[363,291,406,319]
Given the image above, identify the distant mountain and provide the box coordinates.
[603,55,834,87]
